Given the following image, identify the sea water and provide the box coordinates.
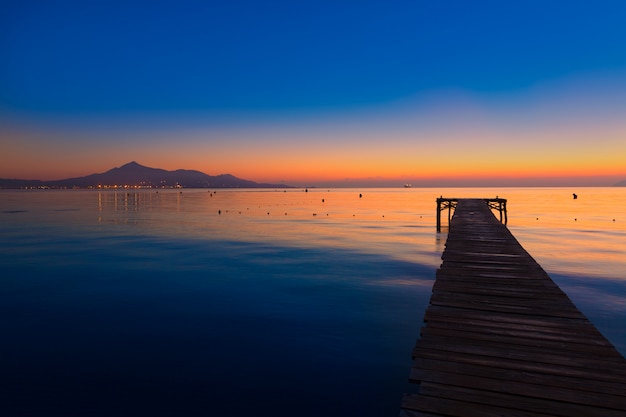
[1,187,625,416]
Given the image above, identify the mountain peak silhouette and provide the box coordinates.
[0,162,290,189]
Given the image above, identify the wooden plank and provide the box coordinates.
[423,305,603,334]
[429,291,582,312]
[434,273,561,286]
[411,368,626,411]
[420,325,620,354]
[412,346,626,383]
[419,382,626,417]
[437,270,552,279]
[423,315,610,343]
[432,280,566,298]
[427,294,586,318]
[413,337,626,371]
[421,319,617,348]
[412,357,626,396]
[436,268,553,281]
[431,284,565,299]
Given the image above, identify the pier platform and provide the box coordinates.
[436,197,507,232]
[401,198,626,416]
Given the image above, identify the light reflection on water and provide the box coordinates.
[1,187,625,416]
[103,188,448,281]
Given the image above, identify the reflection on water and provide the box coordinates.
[1,187,625,416]
[504,188,626,281]
[81,188,444,265]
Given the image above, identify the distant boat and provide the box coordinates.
[404,184,412,188]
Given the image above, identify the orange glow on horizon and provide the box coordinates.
[2,146,625,186]
[2,92,626,186]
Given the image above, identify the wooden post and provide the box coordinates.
[436,198,442,232]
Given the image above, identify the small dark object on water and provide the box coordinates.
[573,193,578,199]
[359,193,362,198]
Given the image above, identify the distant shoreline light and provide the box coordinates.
[95,183,183,189]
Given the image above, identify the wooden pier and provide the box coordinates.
[401,198,626,416]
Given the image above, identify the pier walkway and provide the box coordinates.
[401,199,626,416]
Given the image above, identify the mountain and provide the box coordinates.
[0,162,290,189]
[615,180,626,187]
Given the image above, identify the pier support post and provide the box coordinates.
[436,198,442,232]
[503,200,508,225]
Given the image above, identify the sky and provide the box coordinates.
[1,0,626,187]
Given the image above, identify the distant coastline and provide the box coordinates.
[1,161,625,189]
[0,161,292,190]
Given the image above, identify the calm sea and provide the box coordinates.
[1,187,625,416]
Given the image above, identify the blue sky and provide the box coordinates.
[2,0,626,185]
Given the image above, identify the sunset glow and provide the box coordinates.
[1,1,626,187]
